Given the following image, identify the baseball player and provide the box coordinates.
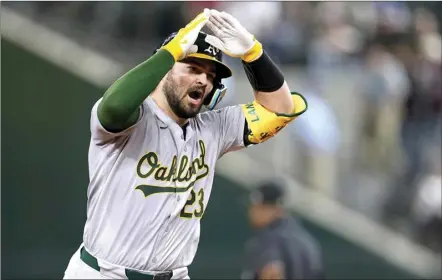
[63,8,307,280]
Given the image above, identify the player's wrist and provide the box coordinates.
[241,39,263,63]
[160,43,182,62]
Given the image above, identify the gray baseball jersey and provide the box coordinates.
[82,96,245,272]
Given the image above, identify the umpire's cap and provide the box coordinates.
[156,31,232,80]
[249,181,286,206]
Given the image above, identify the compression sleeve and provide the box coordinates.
[98,49,175,132]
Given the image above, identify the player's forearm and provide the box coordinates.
[254,82,294,114]
[242,50,295,114]
[98,50,175,131]
[240,50,307,146]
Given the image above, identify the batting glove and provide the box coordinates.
[161,9,210,61]
[205,10,263,63]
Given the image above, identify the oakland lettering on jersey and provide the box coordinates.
[135,140,209,197]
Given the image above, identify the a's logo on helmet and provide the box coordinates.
[204,46,219,56]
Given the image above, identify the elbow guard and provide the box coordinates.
[241,92,307,145]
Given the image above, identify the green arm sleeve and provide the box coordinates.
[97,49,175,132]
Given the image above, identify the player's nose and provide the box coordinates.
[195,72,211,85]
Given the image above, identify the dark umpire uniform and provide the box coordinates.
[241,182,325,280]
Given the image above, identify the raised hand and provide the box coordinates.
[161,9,210,61]
[205,9,263,62]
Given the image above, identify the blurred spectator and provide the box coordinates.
[348,2,379,37]
[260,2,313,65]
[307,2,364,90]
[217,1,282,40]
[375,2,412,34]
[358,42,409,171]
[382,23,441,224]
[411,153,442,253]
[289,90,340,196]
[241,181,325,279]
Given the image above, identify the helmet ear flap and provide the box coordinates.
[204,81,227,110]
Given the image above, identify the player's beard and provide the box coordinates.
[163,73,205,119]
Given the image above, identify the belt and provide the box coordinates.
[80,247,173,280]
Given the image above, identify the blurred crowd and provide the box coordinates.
[5,1,441,253]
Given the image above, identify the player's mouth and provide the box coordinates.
[187,90,204,106]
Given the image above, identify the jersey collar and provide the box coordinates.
[146,97,194,140]
[146,97,175,128]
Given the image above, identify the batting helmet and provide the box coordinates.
[154,31,232,110]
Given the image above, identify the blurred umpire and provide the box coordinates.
[241,181,325,280]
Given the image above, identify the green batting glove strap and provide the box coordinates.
[98,50,175,132]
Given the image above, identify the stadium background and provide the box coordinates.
[2,1,441,279]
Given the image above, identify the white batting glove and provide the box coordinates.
[161,9,210,61]
[205,9,263,62]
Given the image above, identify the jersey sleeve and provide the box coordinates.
[90,98,146,145]
[213,105,247,157]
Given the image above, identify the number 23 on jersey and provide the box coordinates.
[180,188,205,219]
